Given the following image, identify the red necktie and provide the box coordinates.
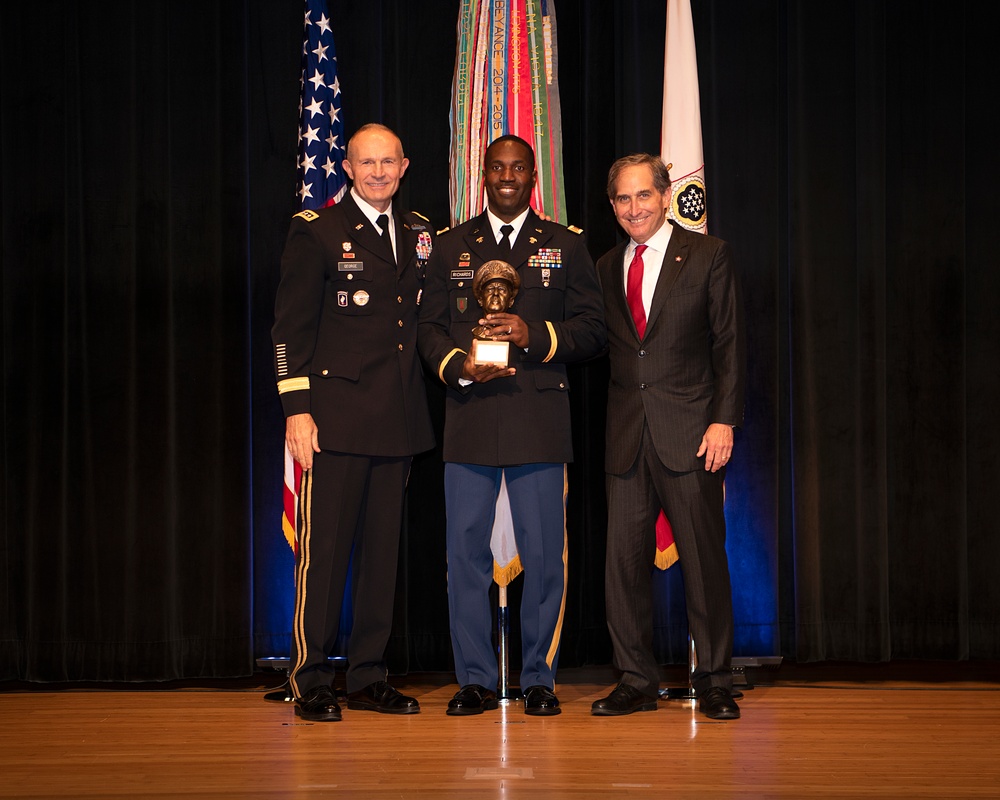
[626,244,648,338]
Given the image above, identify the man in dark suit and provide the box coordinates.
[591,153,746,720]
[272,123,435,722]
[418,135,605,717]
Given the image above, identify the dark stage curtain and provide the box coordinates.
[0,2,257,680]
[1,1,996,683]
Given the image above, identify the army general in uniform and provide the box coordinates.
[272,123,434,722]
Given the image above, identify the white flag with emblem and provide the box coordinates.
[660,0,707,234]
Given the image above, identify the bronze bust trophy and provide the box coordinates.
[470,260,520,366]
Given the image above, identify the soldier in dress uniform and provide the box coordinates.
[418,135,606,717]
[272,123,435,722]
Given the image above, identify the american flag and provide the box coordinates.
[297,0,346,211]
[283,0,347,550]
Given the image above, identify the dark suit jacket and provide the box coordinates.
[418,210,606,466]
[596,222,745,474]
[271,193,435,458]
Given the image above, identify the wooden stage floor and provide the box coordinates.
[2,663,999,799]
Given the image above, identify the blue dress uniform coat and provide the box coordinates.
[596,221,746,697]
[418,209,605,691]
[272,193,434,698]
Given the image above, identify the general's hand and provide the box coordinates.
[461,351,516,383]
[286,413,321,470]
[697,423,734,473]
[482,312,529,349]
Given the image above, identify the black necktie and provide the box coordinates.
[499,224,514,256]
[376,213,394,263]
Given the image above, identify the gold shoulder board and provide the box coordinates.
[568,225,584,235]
[294,209,320,222]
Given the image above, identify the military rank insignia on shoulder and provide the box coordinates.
[294,209,320,222]
[567,225,584,235]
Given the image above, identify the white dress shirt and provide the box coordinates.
[624,221,674,317]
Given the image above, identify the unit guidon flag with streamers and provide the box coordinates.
[449,1,568,585]
[448,0,566,228]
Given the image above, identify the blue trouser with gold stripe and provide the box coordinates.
[444,462,568,691]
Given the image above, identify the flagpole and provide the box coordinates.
[496,585,520,701]
[661,636,697,703]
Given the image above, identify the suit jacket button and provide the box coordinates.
[640,383,648,390]
[639,349,647,357]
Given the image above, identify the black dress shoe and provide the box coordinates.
[591,683,658,716]
[446,684,499,716]
[346,681,420,714]
[699,686,740,720]
[523,685,561,716]
[294,685,342,722]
